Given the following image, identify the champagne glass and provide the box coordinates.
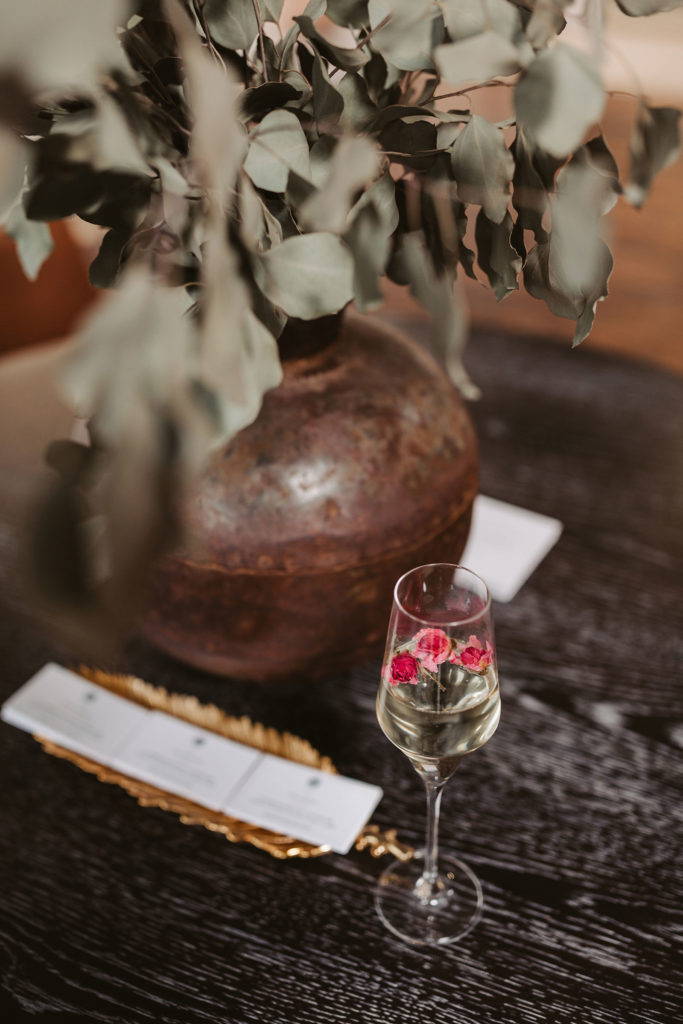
[375,563,500,946]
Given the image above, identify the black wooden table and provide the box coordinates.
[1,325,682,1024]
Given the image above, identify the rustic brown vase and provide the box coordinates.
[142,310,478,680]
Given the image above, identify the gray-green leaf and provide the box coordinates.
[440,0,527,43]
[294,15,370,70]
[450,114,513,223]
[524,239,613,346]
[327,0,369,26]
[243,109,311,193]
[548,149,613,300]
[311,52,344,130]
[475,210,521,301]
[345,172,398,309]
[626,105,681,208]
[615,0,683,13]
[525,0,569,49]
[258,232,355,318]
[510,129,548,258]
[204,0,258,51]
[337,72,377,130]
[435,31,521,89]
[367,0,443,72]
[5,203,54,280]
[345,201,386,310]
[263,0,285,20]
[515,44,604,158]
[300,136,380,232]
[398,231,479,398]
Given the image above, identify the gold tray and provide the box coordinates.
[35,667,413,862]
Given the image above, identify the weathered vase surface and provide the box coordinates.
[142,311,478,680]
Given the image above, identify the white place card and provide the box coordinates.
[1,665,383,855]
[223,754,383,855]
[1,663,150,763]
[461,495,563,603]
[113,711,261,812]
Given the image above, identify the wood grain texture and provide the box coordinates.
[1,322,682,1024]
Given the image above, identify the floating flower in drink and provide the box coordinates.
[449,635,494,675]
[387,653,420,686]
[413,627,451,671]
[388,629,493,684]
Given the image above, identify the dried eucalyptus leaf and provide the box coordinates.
[626,105,681,208]
[311,52,344,129]
[524,239,613,346]
[294,15,370,70]
[209,255,283,441]
[285,167,317,209]
[345,200,386,310]
[263,0,285,20]
[450,114,513,223]
[327,0,370,25]
[475,210,521,300]
[615,0,683,13]
[241,82,303,120]
[63,268,194,428]
[91,93,152,177]
[525,0,568,49]
[510,129,548,257]
[379,119,437,170]
[277,22,301,71]
[372,105,436,130]
[204,0,258,51]
[435,31,521,88]
[440,0,527,43]
[367,0,443,72]
[167,0,245,202]
[515,44,604,158]
[243,109,311,192]
[88,227,131,287]
[0,0,127,92]
[337,72,377,130]
[302,0,328,18]
[25,142,147,224]
[436,121,465,150]
[0,131,27,220]
[299,136,380,232]
[362,50,390,101]
[353,170,400,234]
[309,135,337,187]
[238,173,267,247]
[194,199,283,446]
[550,148,616,299]
[418,177,476,279]
[398,231,479,398]
[584,135,621,213]
[59,271,204,617]
[258,232,354,318]
[4,202,54,280]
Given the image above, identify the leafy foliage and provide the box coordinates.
[0,0,679,644]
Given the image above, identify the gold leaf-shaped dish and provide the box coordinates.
[35,667,413,862]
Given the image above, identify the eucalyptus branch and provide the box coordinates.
[354,13,392,50]
[251,0,270,82]
[191,0,226,69]
[433,80,516,102]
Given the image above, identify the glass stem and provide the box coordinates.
[421,777,446,890]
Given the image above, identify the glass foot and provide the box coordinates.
[375,852,483,947]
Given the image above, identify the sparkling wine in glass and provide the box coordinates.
[375,563,500,946]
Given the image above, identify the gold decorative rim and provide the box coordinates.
[35,667,413,862]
